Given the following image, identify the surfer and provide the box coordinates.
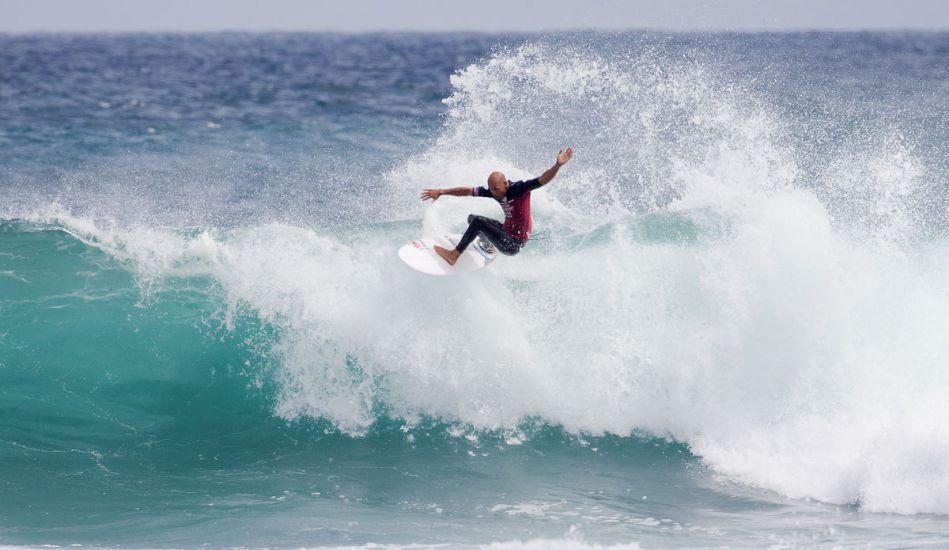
[420,148,573,265]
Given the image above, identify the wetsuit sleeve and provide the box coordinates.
[506,178,542,198]
[472,186,492,197]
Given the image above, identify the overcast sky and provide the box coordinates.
[2,0,947,33]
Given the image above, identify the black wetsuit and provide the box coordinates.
[455,178,542,256]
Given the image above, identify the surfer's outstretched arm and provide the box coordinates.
[537,147,574,186]
[420,187,475,201]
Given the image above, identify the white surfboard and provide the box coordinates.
[398,234,498,275]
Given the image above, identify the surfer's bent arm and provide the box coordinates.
[420,187,477,201]
[537,147,574,186]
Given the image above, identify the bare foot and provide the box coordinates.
[433,245,460,266]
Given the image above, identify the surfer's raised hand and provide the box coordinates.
[556,147,574,166]
[538,147,574,186]
[420,189,442,201]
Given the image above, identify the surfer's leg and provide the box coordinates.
[438,215,522,265]
[459,215,523,256]
[434,217,490,265]
[454,215,494,253]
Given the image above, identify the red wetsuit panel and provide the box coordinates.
[471,178,542,242]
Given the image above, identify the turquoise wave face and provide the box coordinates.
[0,222,274,459]
[2,223,708,547]
[0,215,696,453]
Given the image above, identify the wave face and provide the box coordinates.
[1,32,949,547]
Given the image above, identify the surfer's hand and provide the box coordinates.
[420,189,441,201]
[556,147,573,166]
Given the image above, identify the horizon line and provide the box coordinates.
[2,27,947,36]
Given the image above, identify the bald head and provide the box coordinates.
[487,171,509,197]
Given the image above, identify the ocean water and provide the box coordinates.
[1,31,948,548]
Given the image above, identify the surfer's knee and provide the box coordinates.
[503,242,523,256]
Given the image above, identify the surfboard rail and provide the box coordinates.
[398,234,497,275]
